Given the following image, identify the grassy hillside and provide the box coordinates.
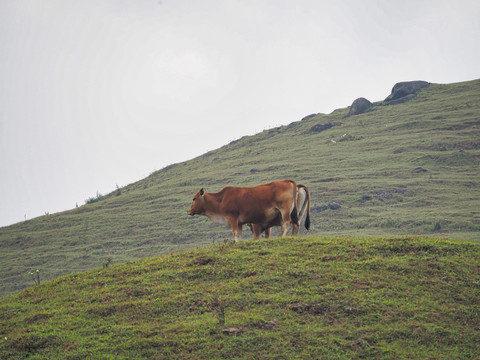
[1,236,479,359]
[1,79,479,297]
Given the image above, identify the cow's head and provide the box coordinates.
[187,188,205,216]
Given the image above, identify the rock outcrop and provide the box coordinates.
[308,122,337,134]
[347,97,372,116]
[384,81,430,105]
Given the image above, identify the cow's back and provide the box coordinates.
[219,180,296,226]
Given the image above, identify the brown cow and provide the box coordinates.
[250,184,310,238]
[187,180,299,242]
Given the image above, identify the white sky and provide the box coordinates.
[1,0,479,227]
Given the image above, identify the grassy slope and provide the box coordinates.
[1,236,479,359]
[1,79,479,297]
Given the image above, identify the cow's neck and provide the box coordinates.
[204,193,222,212]
[205,192,223,207]
[203,192,227,224]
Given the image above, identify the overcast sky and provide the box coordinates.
[1,0,479,227]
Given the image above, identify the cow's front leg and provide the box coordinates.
[235,225,242,242]
[232,225,242,242]
[264,227,272,238]
[251,224,262,240]
[229,218,242,243]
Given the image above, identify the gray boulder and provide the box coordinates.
[384,81,430,105]
[311,205,328,213]
[302,113,318,121]
[347,97,372,116]
[328,201,342,210]
[309,122,337,134]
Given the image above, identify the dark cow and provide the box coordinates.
[250,184,310,238]
[188,180,299,242]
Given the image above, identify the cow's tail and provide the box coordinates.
[298,184,311,230]
[290,180,299,225]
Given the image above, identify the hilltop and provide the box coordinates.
[1,236,479,359]
[1,79,479,297]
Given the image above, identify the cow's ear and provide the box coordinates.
[200,188,205,197]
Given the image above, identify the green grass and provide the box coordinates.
[0,79,479,297]
[1,236,479,359]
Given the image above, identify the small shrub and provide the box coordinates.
[28,269,40,286]
[103,258,112,268]
[85,191,104,205]
[211,296,226,326]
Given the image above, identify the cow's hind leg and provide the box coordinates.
[277,207,292,237]
[292,222,300,236]
[279,220,291,237]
